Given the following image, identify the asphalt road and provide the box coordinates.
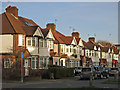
[2,76,120,89]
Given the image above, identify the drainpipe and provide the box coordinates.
[13,34,15,53]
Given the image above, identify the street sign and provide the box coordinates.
[21,52,24,58]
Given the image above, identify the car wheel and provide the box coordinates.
[106,74,109,78]
[92,76,95,80]
[100,74,103,79]
[95,74,97,79]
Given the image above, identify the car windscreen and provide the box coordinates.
[94,67,101,70]
[111,68,118,70]
[82,68,91,72]
[75,67,81,69]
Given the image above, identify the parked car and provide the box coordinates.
[104,67,111,72]
[74,67,82,76]
[109,67,120,76]
[94,66,109,79]
[80,67,97,80]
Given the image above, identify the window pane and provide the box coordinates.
[44,57,47,67]
[32,37,35,46]
[22,36,24,45]
[28,37,31,46]
[35,38,38,46]
[28,58,30,67]
[32,58,35,69]
[39,57,43,68]
[36,57,38,68]
[40,39,43,47]
[44,40,47,47]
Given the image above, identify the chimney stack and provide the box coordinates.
[46,23,56,31]
[72,32,79,38]
[6,6,18,17]
[89,37,95,42]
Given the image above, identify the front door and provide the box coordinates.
[24,59,29,76]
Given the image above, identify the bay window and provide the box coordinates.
[49,40,53,49]
[39,57,48,69]
[28,37,31,46]
[27,37,37,46]
[73,49,76,53]
[31,57,38,69]
[40,39,43,47]
[44,40,47,47]
[32,58,35,69]
[66,48,69,53]
[32,37,35,46]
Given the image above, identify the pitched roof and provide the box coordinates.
[112,45,119,54]
[40,28,49,37]
[22,26,39,35]
[85,41,95,50]
[76,38,80,45]
[63,36,73,44]
[51,29,65,44]
[1,12,38,35]
[18,16,38,26]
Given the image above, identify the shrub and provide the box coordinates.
[2,60,21,80]
[48,67,74,79]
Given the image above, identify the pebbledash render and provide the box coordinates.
[0,6,120,76]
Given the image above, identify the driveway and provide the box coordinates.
[2,76,119,89]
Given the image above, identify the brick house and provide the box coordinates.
[0,6,54,76]
[1,5,120,77]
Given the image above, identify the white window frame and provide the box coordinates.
[27,37,37,47]
[18,35,24,46]
[4,58,13,68]
[39,57,48,69]
[31,57,38,69]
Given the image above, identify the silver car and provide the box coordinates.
[80,67,97,80]
[109,67,120,76]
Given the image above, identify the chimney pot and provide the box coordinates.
[72,32,79,38]
[46,23,56,30]
[6,6,18,17]
[89,37,95,42]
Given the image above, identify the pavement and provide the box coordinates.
[2,76,120,89]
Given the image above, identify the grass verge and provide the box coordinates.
[102,78,120,84]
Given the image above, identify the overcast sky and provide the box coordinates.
[2,2,118,44]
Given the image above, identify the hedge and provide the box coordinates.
[29,67,74,79]
[3,67,74,80]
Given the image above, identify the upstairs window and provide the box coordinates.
[61,47,63,53]
[48,40,53,49]
[28,37,31,46]
[70,47,72,52]
[40,39,43,47]
[89,51,91,56]
[44,40,47,47]
[66,48,69,53]
[73,49,76,53]
[32,37,35,46]
[86,50,88,56]
[18,35,24,46]
[27,37,37,46]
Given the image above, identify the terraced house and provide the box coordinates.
[0,6,54,76]
[83,37,120,67]
[1,6,120,77]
